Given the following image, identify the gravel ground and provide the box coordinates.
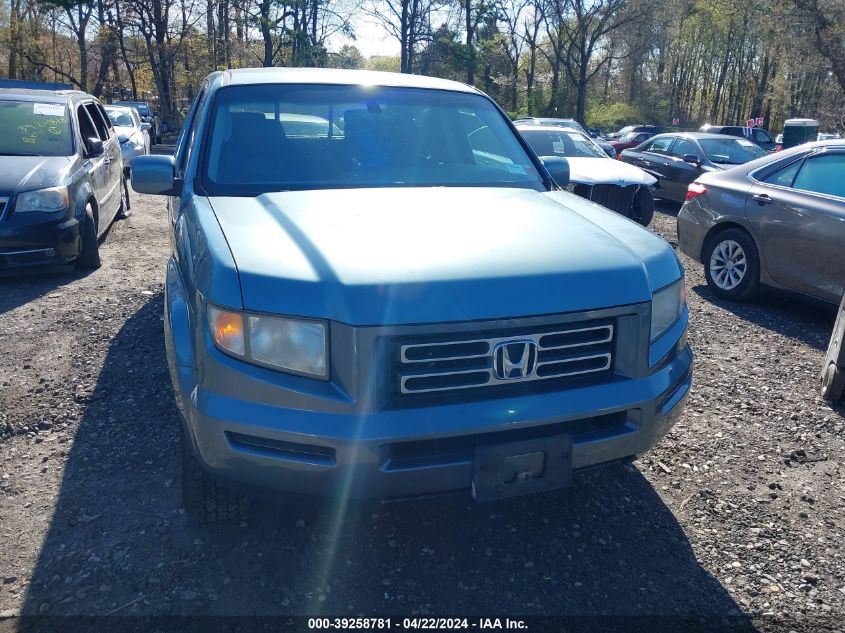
[0,194,843,631]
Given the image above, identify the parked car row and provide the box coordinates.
[113,100,162,143]
[5,71,841,524]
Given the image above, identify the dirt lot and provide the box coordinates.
[1,193,843,630]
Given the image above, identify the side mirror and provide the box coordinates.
[87,137,104,157]
[140,122,152,131]
[540,156,570,188]
[683,154,701,165]
[131,154,181,196]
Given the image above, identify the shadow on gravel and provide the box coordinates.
[0,268,93,315]
[691,285,836,352]
[21,292,752,628]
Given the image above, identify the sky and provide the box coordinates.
[330,16,402,58]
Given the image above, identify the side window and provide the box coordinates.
[96,104,113,131]
[762,160,802,187]
[176,88,207,174]
[645,137,673,154]
[77,105,98,148]
[671,138,698,158]
[84,103,109,140]
[791,153,845,198]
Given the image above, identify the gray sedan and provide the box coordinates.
[677,140,845,304]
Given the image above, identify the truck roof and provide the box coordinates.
[217,67,478,94]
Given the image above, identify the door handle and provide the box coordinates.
[753,193,773,205]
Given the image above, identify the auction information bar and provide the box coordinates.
[308,617,527,630]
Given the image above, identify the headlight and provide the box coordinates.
[15,186,69,213]
[208,305,327,378]
[650,278,686,341]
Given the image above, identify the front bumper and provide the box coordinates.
[171,327,692,502]
[0,207,80,269]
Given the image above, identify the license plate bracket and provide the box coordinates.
[472,434,572,502]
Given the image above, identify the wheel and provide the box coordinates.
[76,204,101,269]
[181,427,249,524]
[631,187,655,226]
[821,362,844,402]
[703,228,760,301]
[116,176,131,219]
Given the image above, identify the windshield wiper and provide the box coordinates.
[0,152,38,156]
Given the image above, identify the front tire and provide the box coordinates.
[704,228,760,301]
[631,187,655,226]
[76,204,101,269]
[181,428,249,525]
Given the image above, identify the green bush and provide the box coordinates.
[585,101,644,129]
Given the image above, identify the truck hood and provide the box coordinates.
[209,187,665,325]
[0,155,70,194]
[565,157,656,187]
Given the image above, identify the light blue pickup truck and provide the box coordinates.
[133,68,692,523]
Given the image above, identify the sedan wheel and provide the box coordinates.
[704,228,759,301]
[710,239,746,290]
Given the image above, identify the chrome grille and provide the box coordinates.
[396,321,614,395]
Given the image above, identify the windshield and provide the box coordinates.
[620,132,639,142]
[700,138,767,164]
[520,128,607,159]
[202,85,546,194]
[0,100,73,156]
[106,109,134,127]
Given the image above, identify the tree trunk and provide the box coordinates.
[115,1,137,98]
[464,0,474,84]
[260,0,273,66]
[8,0,21,77]
[400,1,409,73]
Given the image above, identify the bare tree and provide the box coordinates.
[545,0,641,123]
[791,0,845,94]
[367,0,434,72]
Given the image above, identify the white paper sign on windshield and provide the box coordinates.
[33,103,66,116]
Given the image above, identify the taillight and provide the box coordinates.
[617,153,623,160]
[686,182,707,201]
